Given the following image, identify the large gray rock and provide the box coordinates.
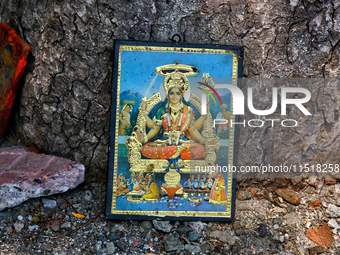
[0,147,84,211]
[0,0,339,179]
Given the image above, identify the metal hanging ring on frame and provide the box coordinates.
[171,34,181,43]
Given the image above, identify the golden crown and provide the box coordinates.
[155,62,198,94]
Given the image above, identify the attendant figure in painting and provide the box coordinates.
[193,178,199,190]
[198,179,207,191]
[118,104,133,136]
[197,174,201,183]
[209,170,227,205]
[188,180,195,191]
[206,176,214,190]
[137,172,147,190]
[126,173,135,191]
[117,173,130,196]
[132,174,143,191]
[142,174,160,200]
[183,177,191,189]
[216,104,231,137]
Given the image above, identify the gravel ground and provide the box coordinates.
[1,178,340,254]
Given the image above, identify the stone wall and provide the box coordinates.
[1,0,339,179]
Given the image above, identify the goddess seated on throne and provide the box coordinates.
[135,63,211,159]
[125,62,220,200]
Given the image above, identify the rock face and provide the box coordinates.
[1,0,340,178]
[0,147,84,211]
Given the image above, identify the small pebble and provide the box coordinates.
[41,198,57,210]
[106,242,115,253]
[140,221,153,230]
[188,231,202,242]
[14,222,24,233]
[279,236,285,242]
[28,225,39,232]
[61,222,71,229]
[258,224,267,238]
[228,236,236,246]
[37,236,44,243]
[328,219,340,230]
[94,244,101,251]
[85,190,92,201]
[236,190,253,200]
[109,232,121,241]
[98,234,105,242]
[184,244,201,253]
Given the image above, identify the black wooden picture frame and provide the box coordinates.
[106,40,243,222]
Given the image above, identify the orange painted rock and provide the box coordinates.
[275,188,300,205]
[0,23,30,142]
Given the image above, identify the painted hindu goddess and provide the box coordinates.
[135,62,215,160]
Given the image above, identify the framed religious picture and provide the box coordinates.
[106,40,243,221]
